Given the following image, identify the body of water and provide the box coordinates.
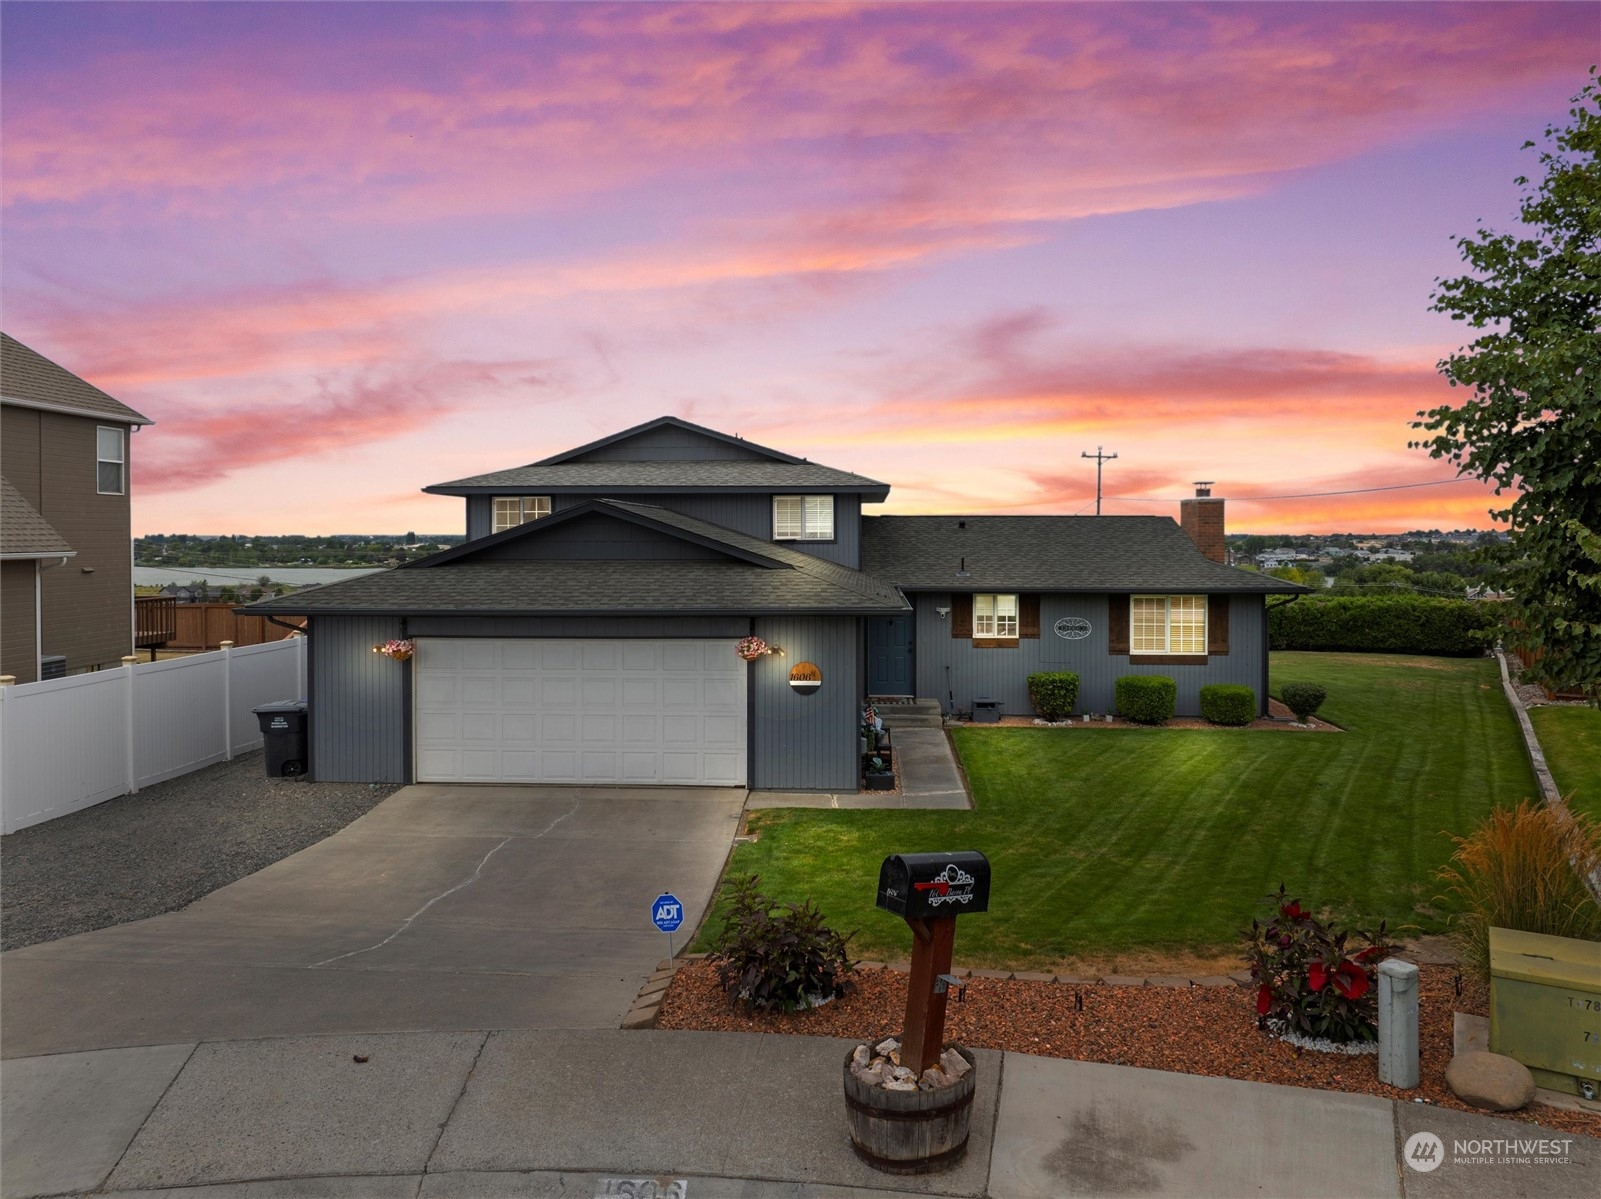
[134,565,387,588]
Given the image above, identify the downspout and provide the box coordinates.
[38,556,70,679]
[1263,592,1303,717]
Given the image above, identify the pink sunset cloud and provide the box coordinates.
[1,2,1591,535]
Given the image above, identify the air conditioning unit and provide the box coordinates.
[40,654,67,680]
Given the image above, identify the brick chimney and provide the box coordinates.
[1180,482,1226,563]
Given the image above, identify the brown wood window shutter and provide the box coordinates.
[1020,594,1040,638]
[951,593,972,639]
[1107,594,1129,655]
[1208,595,1230,655]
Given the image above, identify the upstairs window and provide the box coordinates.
[773,494,834,540]
[974,593,1018,638]
[1131,595,1206,655]
[96,427,125,495]
[492,495,551,534]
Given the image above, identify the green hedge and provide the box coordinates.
[1268,596,1499,657]
[1027,672,1081,720]
[1116,675,1176,725]
[1199,684,1256,726]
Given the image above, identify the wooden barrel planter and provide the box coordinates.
[842,1045,975,1174]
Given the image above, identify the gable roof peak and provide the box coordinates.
[533,415,803,466]
[1,333,154,426]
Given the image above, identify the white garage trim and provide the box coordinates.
[413,638,746,786]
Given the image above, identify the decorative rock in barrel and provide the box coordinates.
[843,1044,976,1173]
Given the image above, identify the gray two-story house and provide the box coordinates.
[246,417,1302,791]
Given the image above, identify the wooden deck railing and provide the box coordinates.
[134,595,178,649]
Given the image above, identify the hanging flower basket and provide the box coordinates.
[735,636,772,662]
[374,638,416,662]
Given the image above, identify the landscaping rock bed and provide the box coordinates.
[656,959,1601,1139]
[1,751,399,951]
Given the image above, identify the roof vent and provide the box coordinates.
[1194,481,1213,498]
[956,556,970,578]
[958,520,967,529]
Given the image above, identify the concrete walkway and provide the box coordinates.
[4,1028,1596,1199]
[0,786,744,1059]
[748,728,971,811]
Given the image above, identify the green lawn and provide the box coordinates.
[700,653,1538,970]
[1528,704,1601,824]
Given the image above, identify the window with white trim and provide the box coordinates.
[773,494,834,540]
[96,426,125,495]
[1131,595,1207,655]
[974,593,1019,638]
[492,495,551,533]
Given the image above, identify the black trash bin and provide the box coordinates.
[254,700,309,777]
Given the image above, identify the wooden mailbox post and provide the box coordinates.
[875,852,991,1074]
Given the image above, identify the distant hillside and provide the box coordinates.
[135,533,464,568]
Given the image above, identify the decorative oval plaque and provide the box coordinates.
[788,661,822,694]
[1053,617,1092,640]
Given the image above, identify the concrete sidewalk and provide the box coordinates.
[5,1028,1595,1199]
[748,728,971,811]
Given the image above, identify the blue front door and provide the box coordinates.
[867,615,912,697]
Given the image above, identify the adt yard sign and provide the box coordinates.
[652,893,684,933]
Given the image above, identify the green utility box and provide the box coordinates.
[1488,927,1601,1098]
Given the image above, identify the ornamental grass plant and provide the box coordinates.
[1437,801,1601,982]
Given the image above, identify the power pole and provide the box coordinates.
[1081,446,1118,515]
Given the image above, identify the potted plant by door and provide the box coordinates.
[863,756,895,791]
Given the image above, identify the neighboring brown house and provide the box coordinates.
[1,333,153,683]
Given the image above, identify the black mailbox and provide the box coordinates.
[876,851,990,919]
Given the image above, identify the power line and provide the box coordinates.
[1105,479,1468,504]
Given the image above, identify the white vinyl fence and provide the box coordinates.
[0,637,307,834]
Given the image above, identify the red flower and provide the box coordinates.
[1256,985,1272,1015]
[1332,961,1369,1000]
[1280,901,1307,920]
[1354,945,1386,964]
[1308,962,1329,992]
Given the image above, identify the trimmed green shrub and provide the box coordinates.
[1115,675,1176,724]
[1027,671,1081,720]
[1267,595,1499,656]
[1280,682,1328,722]
[1199,683,1256,726]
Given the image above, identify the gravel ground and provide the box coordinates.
[1,751,399,951]
[658,960,1601,1139]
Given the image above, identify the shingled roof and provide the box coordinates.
[423,459,887,495]
[1,477,76,560]
[861,515,1308,593]
[1,334,153,426]
[243,500,908,616]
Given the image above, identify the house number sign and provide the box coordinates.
[1053,617,1092,640]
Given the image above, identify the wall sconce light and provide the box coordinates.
[936,606,951,619]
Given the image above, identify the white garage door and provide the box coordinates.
[414,638,746,786]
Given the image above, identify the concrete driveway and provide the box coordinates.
[0,785,744,1059]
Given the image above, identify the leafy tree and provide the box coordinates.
[1412,74,1601,696]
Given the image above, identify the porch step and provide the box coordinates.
[872,697,945,728]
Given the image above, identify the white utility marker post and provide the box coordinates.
[219,641,235,761]
[122,654,140,795]
[1378,957,1420,1088]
